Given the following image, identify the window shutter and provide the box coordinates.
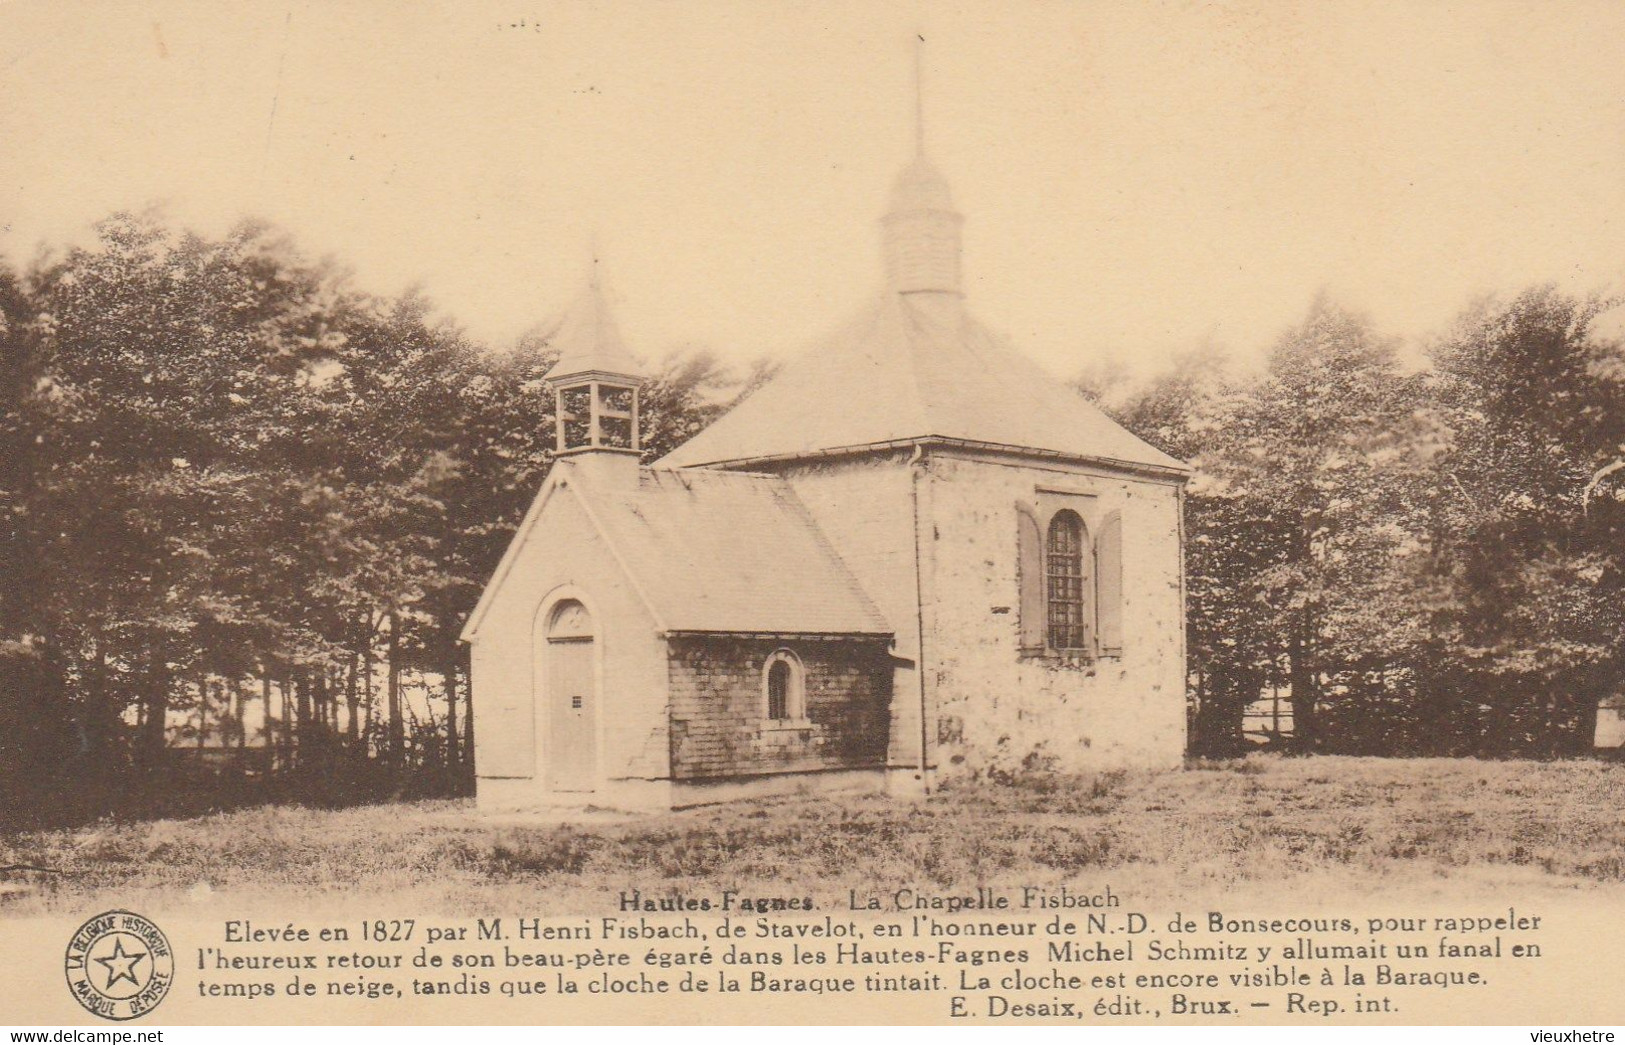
[1077,516,1096,653]
[1096,510,1123,656]
[1017,502,1046,653]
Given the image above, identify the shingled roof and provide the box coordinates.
[655,292,1189,474]
[570,463,889,636]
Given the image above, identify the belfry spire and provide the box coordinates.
[914,34,926,158]
[546,257,644,484]
[882,37,963,296]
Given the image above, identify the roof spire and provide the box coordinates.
[883,35,963,296]
[547,251,643,384]
[547,253,644,479]
[914,33,926,158]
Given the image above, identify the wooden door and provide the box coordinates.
[545,600,597,791]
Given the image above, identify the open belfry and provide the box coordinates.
[461,74,1190,810]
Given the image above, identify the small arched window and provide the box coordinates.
[1046,510,1093,652]
[762,649,805,722]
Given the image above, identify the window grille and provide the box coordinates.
[1047,510,1087,651]
[767,660,791,720]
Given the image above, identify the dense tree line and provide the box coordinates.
[4,212,1622,827]
[1091,291,1625,757]
[0,214,756,825]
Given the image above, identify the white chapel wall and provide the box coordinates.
[471,482,670,809]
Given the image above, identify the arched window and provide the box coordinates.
[762,649,805,722]
[1046,510,1093,652]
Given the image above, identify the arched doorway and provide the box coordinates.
[544,599,596,791]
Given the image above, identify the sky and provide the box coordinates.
[3,0,1624,380]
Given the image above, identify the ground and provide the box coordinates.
[4,755,1624,918]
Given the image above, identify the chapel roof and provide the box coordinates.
[655,291,1189,473]
[657,130,1188,475]
[570,463,891,636]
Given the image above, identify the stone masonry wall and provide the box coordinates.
[667,636,892,780]
[922,451,1187,777]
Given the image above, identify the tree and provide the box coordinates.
[1104,301,1439,755]
[0,209,741,823]
[1209,298,1437,750]
[1425,286,1625,754]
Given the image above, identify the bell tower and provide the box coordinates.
[546,266,644,486]
[883,156,963,295]
[881,38,963,297]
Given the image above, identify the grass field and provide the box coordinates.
[4,755,1625,917]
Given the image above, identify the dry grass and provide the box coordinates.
[5,755,1625,916]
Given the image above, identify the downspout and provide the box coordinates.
[909,443,931,793]
[1176,479,1190,759]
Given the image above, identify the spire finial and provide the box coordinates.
[913,33,926,157]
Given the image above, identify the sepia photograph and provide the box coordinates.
[2,0,1624,1029]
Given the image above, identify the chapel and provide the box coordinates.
[460,132,1190,811]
